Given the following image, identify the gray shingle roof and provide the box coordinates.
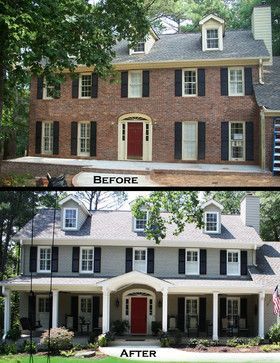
[254,57,280,110]
[15,209,262,244]
[113,30,269,64]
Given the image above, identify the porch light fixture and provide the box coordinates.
[158,300,162,308]
[115,298,120,308]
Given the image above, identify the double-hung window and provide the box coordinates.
[42,122,53,154]
[132,41,145,53]
[134,212,147,231]
[227,250,240,276]
[38,247,51,272]
[80,247,94,273]
[206,29,219,49]
[183,69,197,96]
[78,122,90,156]
[128,71,142,98]
[229,68,244,96]
[186,249,199,275]
[205,212,219,233]
[229,122,245,161]
[80,74,92,98]
[186,297,199,330]
[63,208,77,230]
[133,248,147,273]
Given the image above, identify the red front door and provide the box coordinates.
[127,123,143,159]
[131,297,147,334]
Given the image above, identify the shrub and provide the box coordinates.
[40,327,74,354]
[60,348,76,357]
[6,325,21,341]
[0,342,17,355]
[112,320,129,335]
[160,337,170,347]
[226,337,247,347]
[267,323,280,343]
[151,321,162,336]
[187,338,198,348]
[87,342,99,350]
[261,344,280,352]
[248,337,262,346]
[97,334,108,347]
[168,329,183,347]
[88,330,101,343]
[197,339,211,347]
[21,340,37,354]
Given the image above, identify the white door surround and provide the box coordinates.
[118,113,153,161]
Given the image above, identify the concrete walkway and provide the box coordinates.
[100,346,280,362]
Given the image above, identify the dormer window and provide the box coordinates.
[132,41,145,53]
[205,212,219,233]
[206,29,219,49]
[63,208,77,230]
[134,211,147,231]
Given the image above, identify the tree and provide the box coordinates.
[256,191,280,241]
[204,191,246,214]
[74,191,127,210]
[132,191,203,243]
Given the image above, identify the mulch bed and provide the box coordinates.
[181,346,266,353]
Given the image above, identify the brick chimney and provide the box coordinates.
[240,193,260,234]
[251,2,272,65]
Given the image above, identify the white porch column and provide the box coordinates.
[52,291,59,329]
[3,287,11,339]
[258,291,265,339]
[162,288,168,332]
[212,292,219,340]
[102,288,111,333]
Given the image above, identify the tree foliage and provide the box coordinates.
[204,191,246,214]
[256,191,280,241]
[74,191,127,210]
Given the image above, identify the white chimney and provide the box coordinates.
[251,2,272,65]
[240,193,260,234]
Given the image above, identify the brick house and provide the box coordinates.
[1,194,280,339]
[27,4,280,172]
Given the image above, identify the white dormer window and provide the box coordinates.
[134,211,147,231]
[63,208,78,230]
[206,29,219,49]
[132,41,145,53]
[205,212,219,233]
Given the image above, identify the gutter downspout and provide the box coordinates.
[260,107,266,171]
[259,59,264,85]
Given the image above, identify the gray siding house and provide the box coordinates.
[1,194,279,340]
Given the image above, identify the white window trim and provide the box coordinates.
[185,296,199,332]
[77,121,90,157]
[132,247,148,273]
[182,121,198,161]
[63,208,78,230]
[79,247,94,274]
[227,250,241,276]
[226,297,240,316]
[128,70,143,98]
[229,121,246,161]
[204,211,220,233]
[202,24,223,51]
[182,69,198,97]
[130,41,146,54]
[185,249,200,275]
[37,246,52,273]
[228,67,245,96]
[79,73,92,99]
[41,121,53,155]
[134,211,148,232]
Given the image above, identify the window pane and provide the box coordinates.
[207,29,219,48]
[65,209,77,228]
[81,75,92,97]
[206,213,218,231]
[129,72,142,97]
[133,42,145,52]
[184,70,196,95]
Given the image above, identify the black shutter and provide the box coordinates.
[121,71,128,98]
[240,298,247,319]
[35,121,42,154]
[177,297,185,332]
[29,246,37,272]
[48,294,53,328]
[174,122,182,160]
[92,296,100,329]
[91,73,98,98]
[125,248,133,273]
[198,122,206,160]
[53,121,59,155]
[54,83,61,99]
[199,297,206,332]
[220,297,227,319]
[71,122,78,156]
[220,68,228,96]
[28,292,36,327]
[71,296,78,331]
[245,68,253,96]
[94,247,101,273]
[147,248,154,273]
[241,250,248,276]
[51,247,59,272]
[221,122,229,161]
[72,247,80,272]
[246,122,254,161]
[200,249,207,275]
[178,249,185,274]
[72,78,79,98]
[142,70,150,97]
[90,121,97,157]
[220,250,227,275]
[37,77,43,99]
[198,69,205,96]
[175,70,182,97]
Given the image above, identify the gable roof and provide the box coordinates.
[254,57,280,110]
[199,14,225,26]
[113,30,269,65]
[59,195,90,216]
[201,200,224,210]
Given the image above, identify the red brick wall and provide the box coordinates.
[28,66,260,164]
